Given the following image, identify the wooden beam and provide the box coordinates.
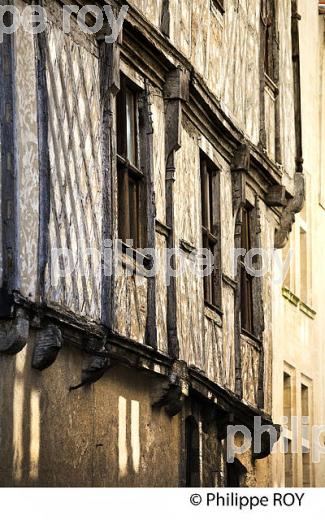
[98,38,120,329]
[0,3,19,293]
[35,1,51,302]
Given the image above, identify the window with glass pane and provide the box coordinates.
[116,76,145,249]
[264,0,276,81]
[285,439,293,487]
[283,372,292,429]
[240,206,254,334]
[200,154,221,310]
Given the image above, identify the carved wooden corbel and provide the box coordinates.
[165,67,190,175]
[273,0,305,250]
[265,185,287,207]
[274,172,305,249]
[231,142,250,217]
[70,354,110,391]
[98,38,120,97]
[32,324,62,371]
[139,81,154,135]
[152,360,189,417]
[0,308,29,355]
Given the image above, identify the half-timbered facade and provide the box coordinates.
[0,0,304,486]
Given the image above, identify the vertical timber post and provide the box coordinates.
[0,1,19,301]
[164,67,189,359]
[35,0,50,303]
[140,81,158,348]
[98,31,120,330]
[231,143,250,399]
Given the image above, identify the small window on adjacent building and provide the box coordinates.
[283,372,292,429]
[283,238,293,290]
[302,449,311,487]
[240,205,254,334]
[116,76,146,249]
[300,228,308,303]
[301,383,309,421]
[200,153,222,310]
[301,383,310,443]
[285,439,293,487]
[301,381,312,486]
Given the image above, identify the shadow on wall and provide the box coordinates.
[0,343,180,487]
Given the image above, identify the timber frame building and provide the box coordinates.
[0,0,306,486]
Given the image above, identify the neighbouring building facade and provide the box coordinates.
[272,0,325,488]
[0,0,317,487]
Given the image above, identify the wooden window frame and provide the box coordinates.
[240,205,254,335]
[116,75,146,250]
[263,0,277,83]
[200,153,222,312]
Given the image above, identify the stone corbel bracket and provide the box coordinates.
[70,339,111,391]
[274,172,305,249]
[0,308,29,355]
[152,360,190,417]
[32,324,62,371]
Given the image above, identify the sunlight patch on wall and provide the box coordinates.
[12,349,27,483]
[118,396,128,479]
[29,390,40,481]
[131,400,140,474]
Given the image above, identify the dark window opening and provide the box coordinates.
[284,439,293,486]
[185,416,200,487]
[264,0,276,81]
[116,76,146,249]
[283,372,292,429]
[226,459,247,488]
[240,205,254,334]
[200,154,222,310]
